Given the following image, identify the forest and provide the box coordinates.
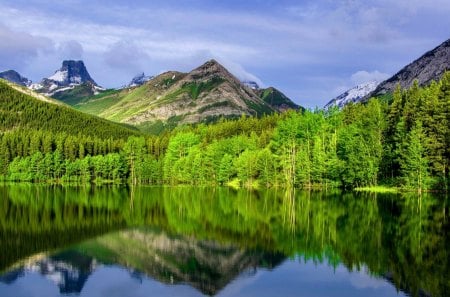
[0,73,449,191]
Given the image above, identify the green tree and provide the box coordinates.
[400,121,429,191]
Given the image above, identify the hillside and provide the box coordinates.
[369,38,450,98]
[74,60,300,131]
[0,80,139,139]
[257,87,300,111]
[96,60,275,125]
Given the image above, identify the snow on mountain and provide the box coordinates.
[127,72,153,88]
[48,70,68,83]
[33,60,100,96]
[324,81,380,109]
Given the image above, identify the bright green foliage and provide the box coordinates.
[163,132,200,184]
[2,73,450,191]
[218,154,234,184]
[0,80,139,139]
[400,122,429,191]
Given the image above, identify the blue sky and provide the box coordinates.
[0,0,449,107]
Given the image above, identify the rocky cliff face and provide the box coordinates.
[31,60,103,97]
[369,38,450,97]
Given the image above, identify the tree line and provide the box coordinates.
[1,73,449,191]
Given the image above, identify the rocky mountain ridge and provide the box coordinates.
[0,70,32,87]
[324,81,380,109]
[369,38,450,98]
[75,59,299,130]
[324,38,450,108]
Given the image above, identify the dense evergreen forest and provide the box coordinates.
[1,74,449,191]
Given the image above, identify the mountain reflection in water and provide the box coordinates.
[0,185,448,297]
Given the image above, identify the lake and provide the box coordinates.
[0,185,448,297]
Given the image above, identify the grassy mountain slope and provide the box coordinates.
[0,80,139,139]
[257,87,301,111]
[72,61,275,128]
[74,88,125,114]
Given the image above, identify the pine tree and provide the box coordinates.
[401,121,429,191]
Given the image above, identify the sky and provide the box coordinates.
[0,0,449,108]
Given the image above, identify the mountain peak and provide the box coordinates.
[47,60,97,86]
[30,60,101,97]
[196,59,228,73]
[189,59,240,85]
[0,70,32,87]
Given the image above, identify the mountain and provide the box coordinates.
[242,80,260,89]
[0,79,139,139]
[257,87,301,112]
[369,38,450,98]
[126,72,153,88]
[75,60,277,129]
[0,70,32,87]
[31,60,104,99]
[324,81,380,109]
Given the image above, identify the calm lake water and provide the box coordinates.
[0,186,448,297]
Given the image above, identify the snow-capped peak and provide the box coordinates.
[30,60,100,96]
[324,81,380,109]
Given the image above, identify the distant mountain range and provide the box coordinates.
[2,38,449,127]
[70,59,300,130]
[77,60,281,127]
[325,38,450,108]
[1,59,299,131]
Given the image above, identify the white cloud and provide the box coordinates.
[103,41,150,74]
[214,56,264,87]
[0,23,54,71]
[58,40,83,59]
[0,0,448,106]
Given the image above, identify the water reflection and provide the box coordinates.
[0,185,448,296]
